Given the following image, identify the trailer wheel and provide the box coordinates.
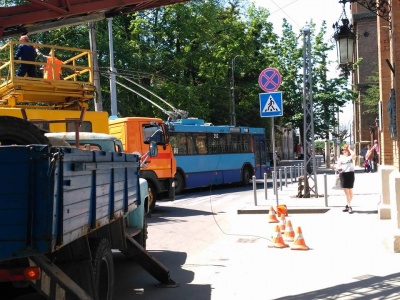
[89,238,114,300]
[0,116,49,145]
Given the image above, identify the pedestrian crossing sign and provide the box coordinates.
[259,92,283,117]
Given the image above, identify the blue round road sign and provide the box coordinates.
[258,68,282,92]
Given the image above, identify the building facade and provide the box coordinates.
[349,0,400,251]
[351,3,379,164]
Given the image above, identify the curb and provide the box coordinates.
[237,208,331,214]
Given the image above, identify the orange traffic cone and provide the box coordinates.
[279,214,286,233]
[283,220,295,242]
[267,206,279,223]
[276,204,288,217]
[269,225,289,248]
[290,226,309,250]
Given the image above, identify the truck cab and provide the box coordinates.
[45,131,124,152]
[109,117,177,210]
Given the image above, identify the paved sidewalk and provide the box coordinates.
[227,164,400,299]
[238,164,381,214]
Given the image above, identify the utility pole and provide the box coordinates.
[88,22,103,112]
[107,18,118,117]
[302,24,318,198]
[231,55,242,126]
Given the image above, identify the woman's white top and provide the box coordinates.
[337,150,355,173]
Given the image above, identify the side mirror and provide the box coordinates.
[149,141,158,157]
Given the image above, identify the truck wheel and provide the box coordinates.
[148,181,157,212]
[121,218,148,258]
[174,172,184,195]
[89,239,114,300]
[135,217,148,249]
[0,116,49,145]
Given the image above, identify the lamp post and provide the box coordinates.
[333,14,355,77]
[231,55,242,126]
[284,122,292,159]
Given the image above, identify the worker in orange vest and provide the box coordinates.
[36,48,74,80]
[44,56,63,80]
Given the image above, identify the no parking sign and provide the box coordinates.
[258,68,282,92]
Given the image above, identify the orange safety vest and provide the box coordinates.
[44,57,63,80]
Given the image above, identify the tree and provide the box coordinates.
[27,0,353,144]
[362,73,379,115]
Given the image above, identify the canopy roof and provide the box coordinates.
[0,0,190,38]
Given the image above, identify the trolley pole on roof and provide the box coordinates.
[302,24,318,197]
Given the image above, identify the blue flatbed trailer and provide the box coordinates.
[0,144,176,299]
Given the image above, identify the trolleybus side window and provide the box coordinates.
[170,133,187,155]
[195,134,207,154]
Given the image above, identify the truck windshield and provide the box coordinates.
[143,124,165,145]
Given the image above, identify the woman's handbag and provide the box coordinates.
[332,171,342,190]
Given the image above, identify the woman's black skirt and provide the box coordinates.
[339,171,355,189]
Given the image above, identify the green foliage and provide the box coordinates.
[314,140,325,152]
[362,73,379,115]
[24,0,353,144]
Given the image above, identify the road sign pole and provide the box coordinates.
[271,117,278,205]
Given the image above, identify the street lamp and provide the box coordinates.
[333,15,355,77]
[231,55,242,126]
[284,122,292,159]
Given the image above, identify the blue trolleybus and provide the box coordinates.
[167,118,270,194]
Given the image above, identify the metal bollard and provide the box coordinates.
[253,175,257,206]
[279,168,283,191]
[272,171,275,195]
[324,173,328,207]
[284,167,288,186]
[290,166,293,184]
[264,172,268,200]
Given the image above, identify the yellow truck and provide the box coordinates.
[0,41,177,211]
[0,41,109,134]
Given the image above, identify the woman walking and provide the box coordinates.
[336,145,356,213]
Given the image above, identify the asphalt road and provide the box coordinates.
[113,168,400,300]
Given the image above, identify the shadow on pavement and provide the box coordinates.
[275,272,400,300]
[113,250,211,300]
[149,206,214,223]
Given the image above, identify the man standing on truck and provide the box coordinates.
[36,48,76,80]
[14,35,36,77]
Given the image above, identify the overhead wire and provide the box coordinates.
[268,0,301,29]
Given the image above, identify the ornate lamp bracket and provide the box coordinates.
[339,0,391,25]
